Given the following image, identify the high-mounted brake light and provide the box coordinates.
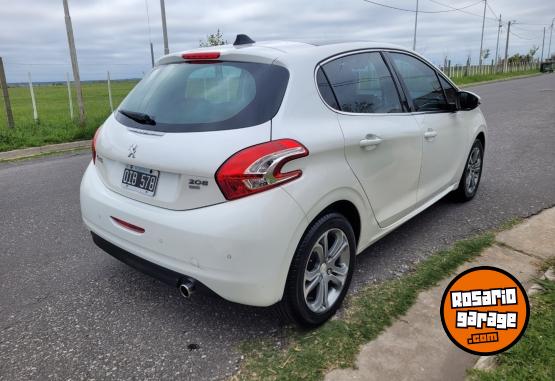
[92,127,102,164]
[215,139,309,200]
[182,52,220,60]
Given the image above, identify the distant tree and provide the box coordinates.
[199,29,227,47]
[528,45,539,58]
[481,48,490,60]
[507,46,541,64]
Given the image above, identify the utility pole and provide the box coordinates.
[504,21,514,72]
[540,27,546,62]
[63,0,85,126]
[145,0,155,67]
[548,18,554,59]
[412,0,419,50]
[494,14,502,67]
[479,0,487,66]
[0,57,14,129]
[160,0,169,55]
[411,0,419,51]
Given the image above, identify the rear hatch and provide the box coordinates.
[94,57,289,210]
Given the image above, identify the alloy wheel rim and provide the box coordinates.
[465,146,482,195]
[303,228,350,313]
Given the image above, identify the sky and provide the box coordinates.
[1,0,553,83]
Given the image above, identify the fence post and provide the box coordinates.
[107,71,113,112]
[0,56,14,129]
[66,72,74,120]
[28,72,38,123]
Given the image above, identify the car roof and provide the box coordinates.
[157,39,412,66]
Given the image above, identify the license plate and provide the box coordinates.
[122,165,159,197]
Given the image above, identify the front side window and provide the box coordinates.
[117,61,289,132]
[320,52,402,114]
[439,76,458,105]
[389,53,447,112]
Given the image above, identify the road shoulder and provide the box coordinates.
[0,140,90,162]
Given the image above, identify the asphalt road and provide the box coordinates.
[1,74,554,380]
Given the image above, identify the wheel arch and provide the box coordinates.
[312,200,361,246]
[476,131,485,150]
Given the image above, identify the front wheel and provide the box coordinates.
[453,139,484,202]
[277,212,356,327]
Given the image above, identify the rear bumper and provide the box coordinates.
[80,162,308,306]
[91,232,189,287]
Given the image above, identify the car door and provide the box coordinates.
[318,51,423,227]
[387,52,468,203]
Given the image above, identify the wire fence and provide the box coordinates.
[0,59,146,133]
[438,60,541,79]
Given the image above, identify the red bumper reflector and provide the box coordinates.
[111,216,145,234]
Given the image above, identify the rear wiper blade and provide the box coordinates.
[119,109,156,125]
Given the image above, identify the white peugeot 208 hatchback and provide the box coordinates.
[81,35,486,326]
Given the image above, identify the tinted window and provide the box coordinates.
[321,52,402,113]
[316,68,339,109]
[389,53,447,112]
[439,76,457,105]
[117,61,289,132]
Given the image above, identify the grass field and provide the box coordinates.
[0,69,542,152]
[0,81,137,152]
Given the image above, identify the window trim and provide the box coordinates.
[314,49,410,116]
[383,50,460,114]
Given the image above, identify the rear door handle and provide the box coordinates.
[424,129,438,141]
[359,135,383,151]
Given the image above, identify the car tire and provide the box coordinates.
[277,212,356,327]
[452,139,484,202]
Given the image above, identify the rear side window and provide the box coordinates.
[117,61,289,132]
[389,53,447,112]
[320,52,402,114]
[316,68,339,109]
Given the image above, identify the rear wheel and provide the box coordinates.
[453,139,484,201]
[278,213,356,327]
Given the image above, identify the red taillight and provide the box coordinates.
[111,216,145,234]
[182,52,220,60]
[92,127,102,164]
[215,139,308,200]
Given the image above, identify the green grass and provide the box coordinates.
[452,69,540,86]
[236,233,495,381]
[0,80,137,152]
[468,263,555,381]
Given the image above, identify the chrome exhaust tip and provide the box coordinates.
[178,279,196,299]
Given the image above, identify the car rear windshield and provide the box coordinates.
[116,61,289,132]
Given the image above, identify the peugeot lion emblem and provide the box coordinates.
[128,144,138,159]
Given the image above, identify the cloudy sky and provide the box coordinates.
[1,0,553,82]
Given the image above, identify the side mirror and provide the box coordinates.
[458,91,481,111]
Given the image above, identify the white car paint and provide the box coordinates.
[80,40,486,307]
